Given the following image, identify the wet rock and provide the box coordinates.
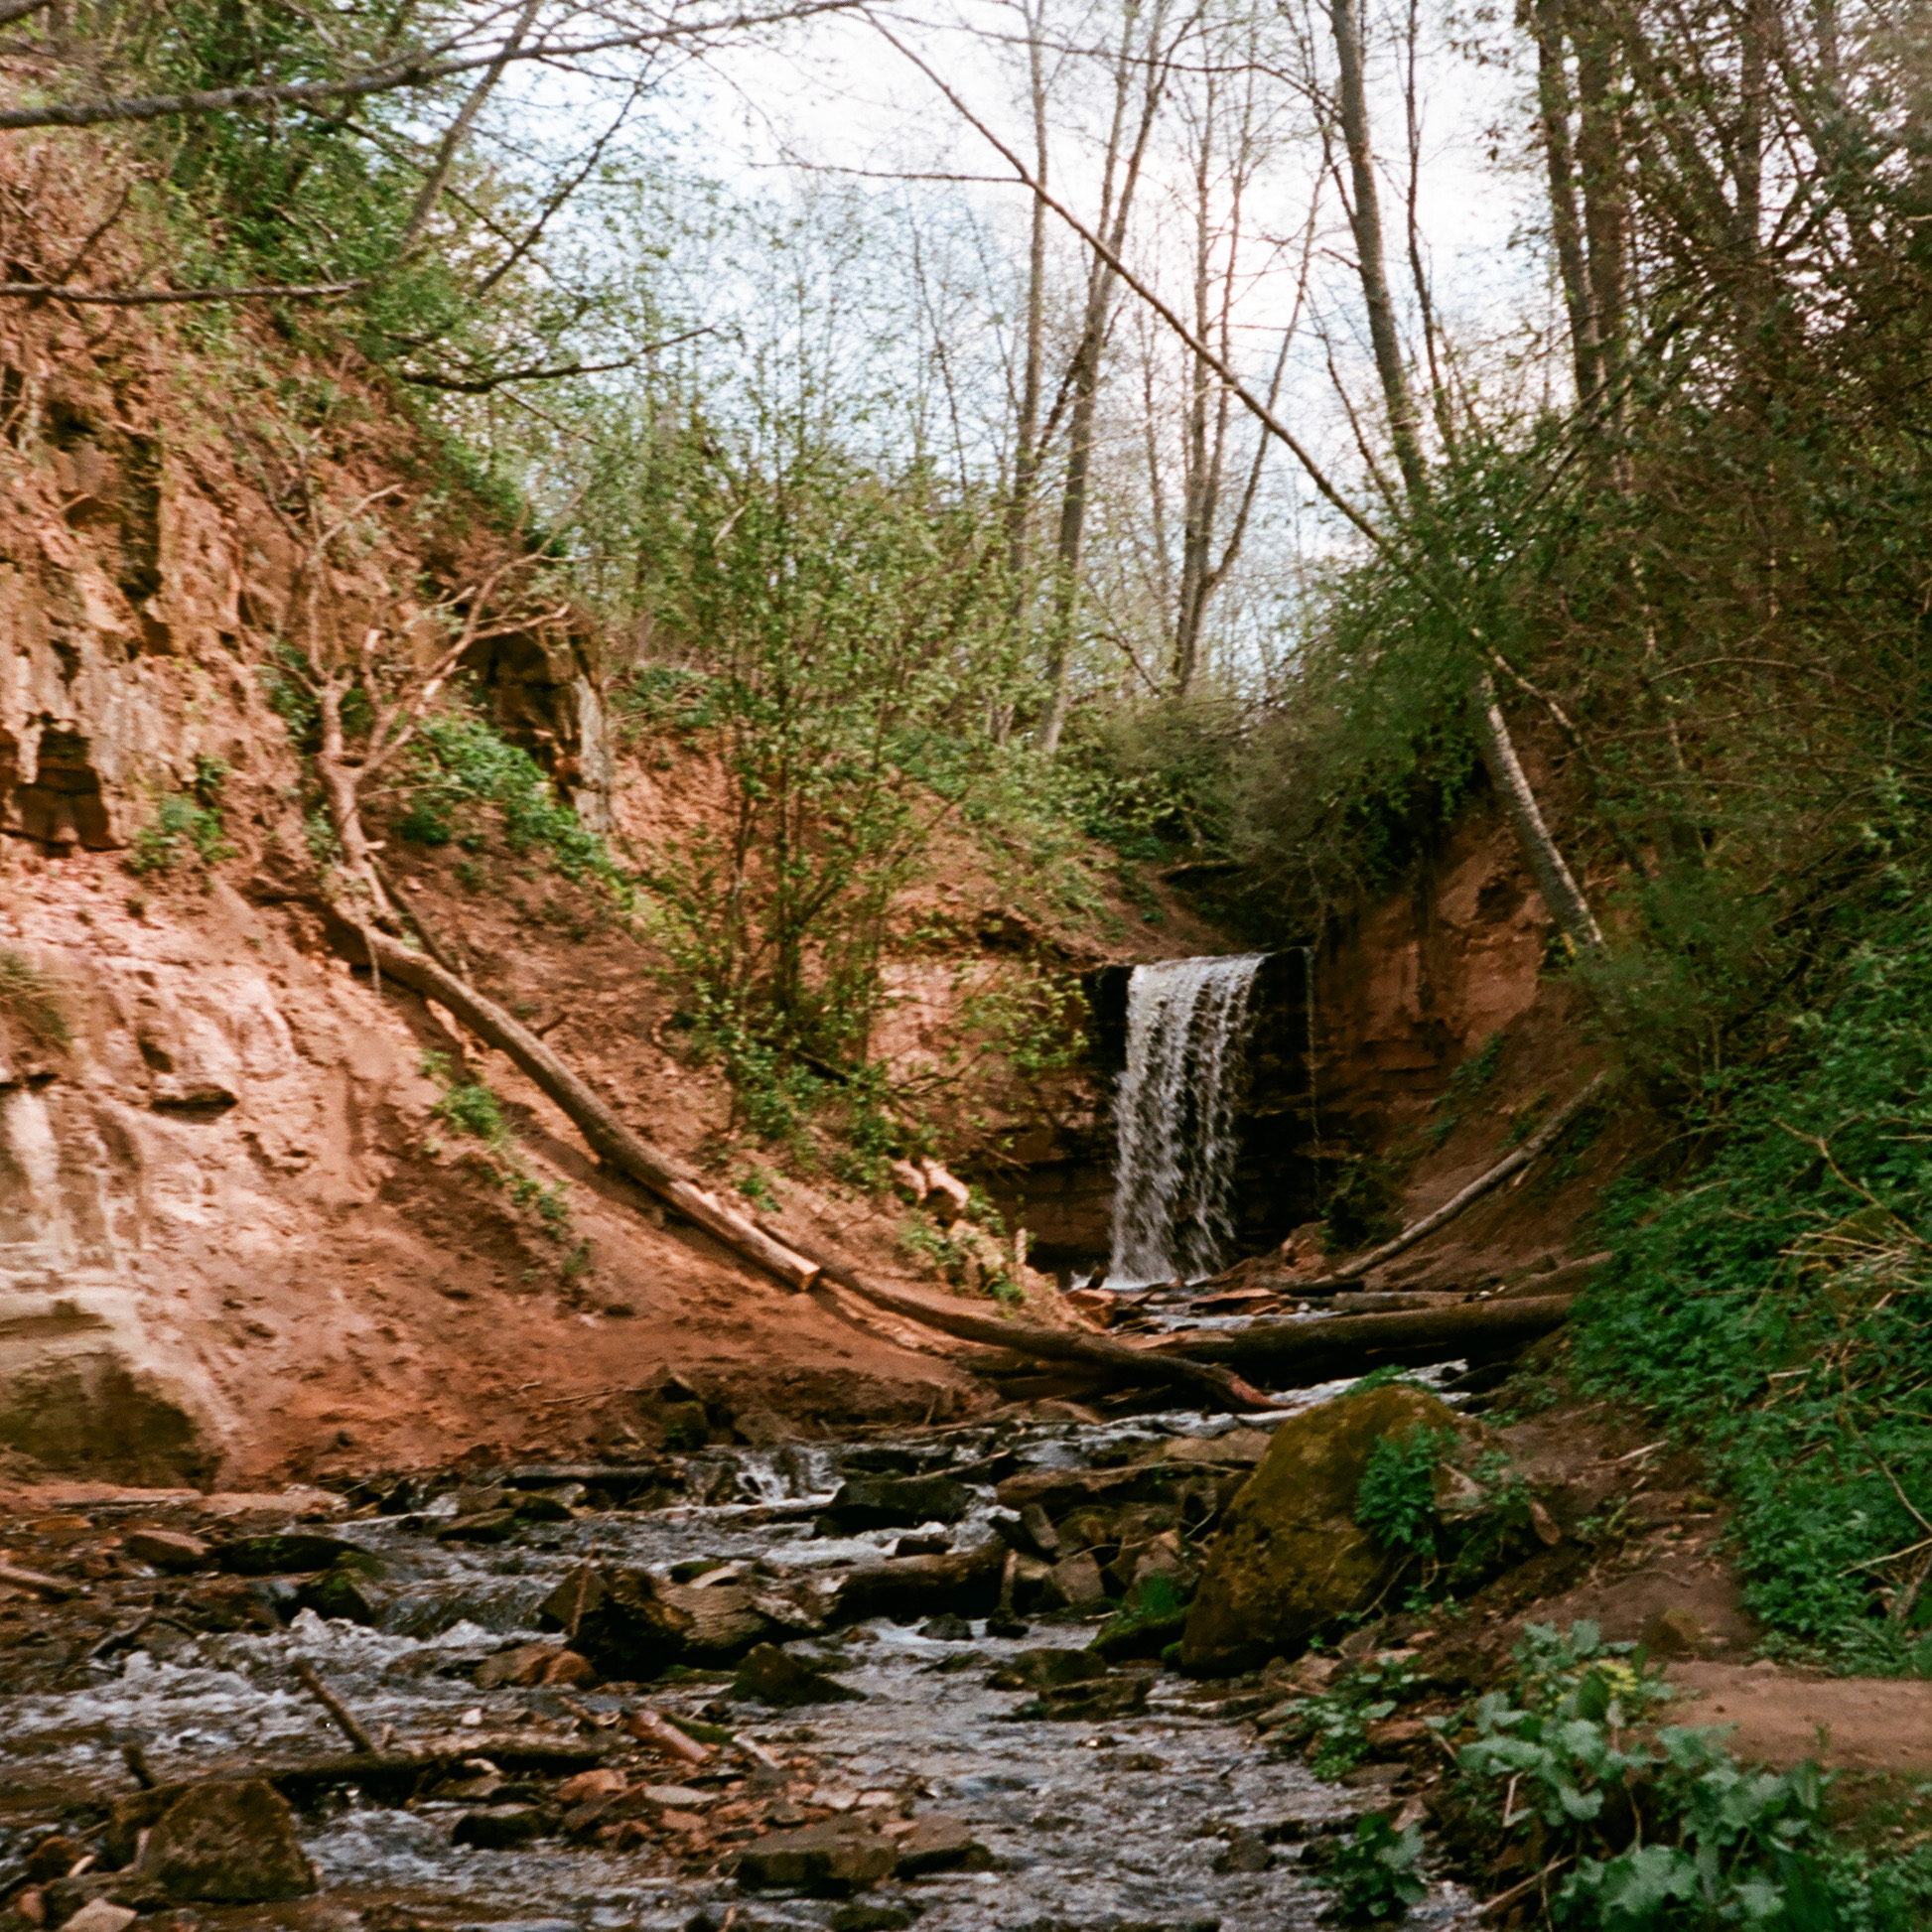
[735,1819,898,1894]
[1040,1551,1107,1609]
[1020,1504,1061,1559]
[134,1779,318,1901]
[820,1475,971,1532]
[1181,1385,1473,1677]
[124,1529,209,1573]
[828,1545,1004,1625]
[22,1834,82,1883]
[1008,1674,1153,1722]
[995,1465,1184,1518]
[295,1551,389,1624]
[438,1508,522,1545]
[1211,1834,1275,1874]
[59,1901,140,1932]
[215,1533,358,1577]
[917,1613,974,1642]
[984,1609,1030,1639]
[452,1806,552,1851]
[830,1905,918,1932]
[889,1816,994,1876]
[543,1560,790,1676]
[733,1642,864,1708]
[477,1642,597,1690]
[986,1647,1109,1692]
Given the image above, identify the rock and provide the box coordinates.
[476,1642,596,1690]
[437,1508,522,1545]
[828,1545,1004,1625]
[1020,1504,1061,1559]
[1642,1607,1706,1657]
[1040,1551,1107,1609]
[917,1613,974,1642]
[820,1475,972,1532]
[124,1529,209,1573]
[557,1767,628,1804]
[59,1902,139,1932]
[296,1554,388,1624]
[135,1779,317,1901]
[215,1533,358,1577]
[1180,1384,1474,1677]
[831,1905,917,1932]
[986,1646,1110,1691]
[735,1820,899,1894]
[1212,1833,1275,1874]
[1005,1674,1153,1722]
[732,1642,865,1708]
[889,1815,994,1876]
[452,1806,551,1850]
[543,1561,786,1676]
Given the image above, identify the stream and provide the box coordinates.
[0,1403,1478,1932]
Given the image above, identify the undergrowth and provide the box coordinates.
[419,1050,574,1247]
[1574,899,1932,1671]
[0,951,69,1051]
[128,757,235,877]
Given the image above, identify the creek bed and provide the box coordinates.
[0,1407,1477,1932]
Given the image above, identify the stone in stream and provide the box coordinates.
[732,1642,865,1708]
[1007,1673,1154,1722]
[818,1473,972,1532]
[1181,1384,1477,1677]
[734,1819,899,1894]
[1041,1550,1107,1609]
[541,1560,794,1675]
[985,1646,1110,1692]
[452,1805,553,1850]
[826,1544,1004,1625]
[477,1641,598,1689]
[917,1612,974,1642]
[889,1815,996,1875]
[215,1532,359,1577]
[132,1779,318,1900]
[123,1529,210,1573]
[61,1903,140,1932]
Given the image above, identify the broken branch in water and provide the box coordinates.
[296,1659,378,1755]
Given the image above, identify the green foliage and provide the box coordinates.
[1357,1427,1460,1557]
[1323,1153,1404,1252]
[1268,1655,1427,1781]
[128,765,235,877]
[1429,1033,1508,1148]
[399,716,627,897]
[1456,1622,1853,1931]
[1574,898,1932,1657]
[0,952,70,1051]
[418,1051,571,1243]
[1319,1812,1428,1924]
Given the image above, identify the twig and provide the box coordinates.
[1478,1855,1574,1919]
[623,1706,713,1764]
[296,1659,378,1755]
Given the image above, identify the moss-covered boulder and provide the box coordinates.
[1179,1384,1472,1677]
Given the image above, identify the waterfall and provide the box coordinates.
[1107,953,1265,1286]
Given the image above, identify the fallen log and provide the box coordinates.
[827,1545,1006,1624]
[763,1219,1279,1414]
[1152,1293,1579,1383]
[354,927,820,1291]
[342,920,1274,1410]
[1284,1071,1614,1291]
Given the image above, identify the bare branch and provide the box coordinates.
[0,278,362,304]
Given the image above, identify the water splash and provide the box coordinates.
[1108,953,1265,1286]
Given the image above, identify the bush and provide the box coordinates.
[1574,900,1932,1658]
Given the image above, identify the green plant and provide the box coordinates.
[1454,1622,1850,1930]
[129,763,236,876]
[0,952,69,1050]
[1268,1656,1427,1781]
[1319,1812,1428,1924]
[1356,1426,1460,1557]
[417,1053,572,1246]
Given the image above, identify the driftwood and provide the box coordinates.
[1288,1071,1614,1291]
[0,1559,80,1599]
[297,1660,378,1755]
[828,1544,1006,1624]
[1154,1293,1579,1382]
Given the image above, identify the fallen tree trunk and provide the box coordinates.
[340,920,1275,1411]
[353,926,822,1291]
[763,1218,1280,1414]
[1151,1293,1579,1383]
[1287,1071,1614,1291]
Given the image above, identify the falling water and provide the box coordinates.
[1108,953,1265,1286]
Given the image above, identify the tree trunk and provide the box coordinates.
[1532,0,1600,403]
[1152,1294,1578,1382]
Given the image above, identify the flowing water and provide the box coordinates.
[0,1409,1477,1932]
[1109,957,1266,1288]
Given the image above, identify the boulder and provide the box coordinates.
[985,1647,1109,1693]
[1040,1550,1107,1609]
[216,1533,358,1577]
[1179,1383,1472,1677]
[134,1779,317,1901]
[827,1545,1004,1625]
[889,1815,994,1875]
[732,1642,864,1708]
[1007,1673,1153,1722]
[819,1474,971,1531]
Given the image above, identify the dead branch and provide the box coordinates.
[296,1660,378,1755]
